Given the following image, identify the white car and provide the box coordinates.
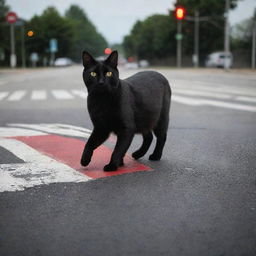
[205,52,233,68]
[54,58,73,67]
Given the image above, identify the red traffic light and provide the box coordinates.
[175,6,185,20]
[104,48,112,55]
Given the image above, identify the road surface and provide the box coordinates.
[0,66,256,256]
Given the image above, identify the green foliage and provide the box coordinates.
[0,0,10,65]
[123,15,176,60]
[65,5,107,61]
[123,0,239,64]
[1,4,107,66]
[25,7,74,62]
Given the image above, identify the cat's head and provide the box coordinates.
[82,51,119,94]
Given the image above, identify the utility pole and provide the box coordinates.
[177,20,182,68]
[21,24,26,68]
[252,20,256,69]
[194,10,199,68]
[224,0,230,70]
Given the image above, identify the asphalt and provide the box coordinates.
[0,66,256,256]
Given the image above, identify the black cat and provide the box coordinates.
[80,51,171,171]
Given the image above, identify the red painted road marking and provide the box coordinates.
[14,135,151,179]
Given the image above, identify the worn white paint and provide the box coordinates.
[7,90,27,101]
[0,92,9,100]
[0,138,90,192]
[51,90,74,100]
[174,88,231,99]
[7,123,91,138]
[172,95,256,112]
[31,90,47,100]
[71,90,88,99]
[0,127,46,137]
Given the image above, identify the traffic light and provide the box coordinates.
[104,48,112,55]
[27,30,34,37]
[175,6,185,20]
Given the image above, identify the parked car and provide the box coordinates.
[205,52,233,68]
[54,57,73,67]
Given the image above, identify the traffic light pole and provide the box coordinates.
[194,10,199,68]
[224,0,230,70]
[10,23,17,68]
[177,20,182,68]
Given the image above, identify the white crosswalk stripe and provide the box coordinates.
[31,90,47,100]
[8,90,27,101]
[51,90,74,99]
[0,92,9,101]
[71,89,88,99]
[0,88,256,113]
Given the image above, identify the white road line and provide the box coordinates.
[174,88,231,99]
[0,128,46,137]
[172,95,256,112]
[8,123,91,138]
[71,89,88,99]
[235,96,256,103]
[51,90,74,100]
[31,90,47,100]
[173,79,256,97]
[0,92,9,100]
[7,90,27,101]
[0,138,90,192]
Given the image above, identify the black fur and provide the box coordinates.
[81,51,171,171]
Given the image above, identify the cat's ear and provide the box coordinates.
[82,51,96,68]
[104,51,118,69]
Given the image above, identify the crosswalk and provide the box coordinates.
[0,89,88,102]
[0,86,256,112]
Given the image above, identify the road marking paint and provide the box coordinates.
[8,123,91,138]
[31,90,47,100]
[174,88,231,99]
[15,135,151,179]
[235,96,256,103]
[0,124,151,192]
[173,79,256,96]
[7,90,27,101]
[71,89,88,99]
[51,90,74,100]
[0,138,90,192]
[0,127,46,137]
[172,95,256,112]
[0,92,9,100]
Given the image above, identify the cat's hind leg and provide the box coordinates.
[132,132,153,159]
[149,104,170,161]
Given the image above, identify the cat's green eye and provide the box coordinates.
[106,71,112,77]
[90,72,97,77]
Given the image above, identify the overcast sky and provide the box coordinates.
[6,0,256,44]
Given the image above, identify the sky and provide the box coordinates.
[6,0,256,44]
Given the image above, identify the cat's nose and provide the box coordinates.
[98,78,104,85]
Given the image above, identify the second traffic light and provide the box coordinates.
[175,6,185,20]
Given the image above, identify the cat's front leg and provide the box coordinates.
[104,129,134,171]
[81,128,109,167]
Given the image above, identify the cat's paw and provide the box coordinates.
[132,150,144,159]
[149,153,161,161]
[80,155,91,167]
[104,163,118,172]
[119,159,124,166]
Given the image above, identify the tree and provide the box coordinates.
[65,5,107,61]
[25,7,74,64]
[123,0,239,65]
[123,15,176,61]
[0,0,10,66]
